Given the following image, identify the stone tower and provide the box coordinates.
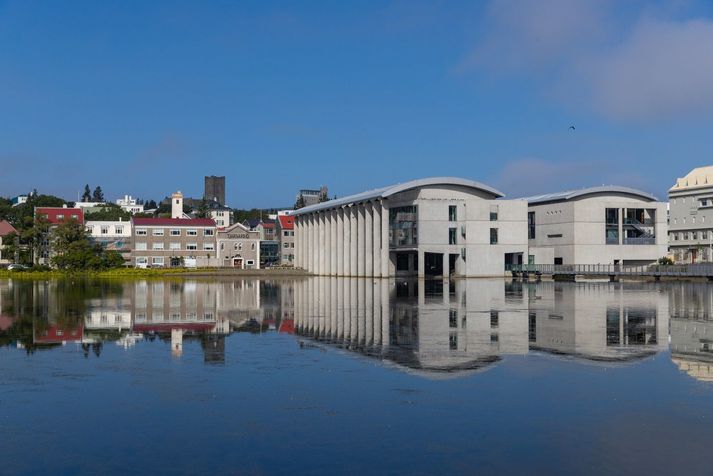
[171,191,183,219]
[204,176,226,205]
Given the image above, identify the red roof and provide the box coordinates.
[261,222,275,229]
[35,207,84,225]
[132,217,215,227]
[0,220,17,237]
[277,215,294,230]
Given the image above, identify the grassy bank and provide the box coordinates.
[0,267,310,280]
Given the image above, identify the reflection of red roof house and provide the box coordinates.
[133,322,215,333]
[278,319,295,334]
[35,207,84,225]
[35,324,84,344]
[0,315,13,331]
[277,215,294,230]
[132,217,216,227]
[0,220,17,237]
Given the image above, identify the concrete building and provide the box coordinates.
[115,195,144,214]
[207,204,232,228]
[668,166,713,263]
[296,186,328,208]
[291,177,528,278]
[216,222,260,268]
[34,206,85,265]
[0,220,18,265]
[276,213,295,265]
[523,186,668,266]
[204,175,226,206]
[85,220,132,264]
[130,217,217,268]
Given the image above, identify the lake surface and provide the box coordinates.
[2,277,713,475]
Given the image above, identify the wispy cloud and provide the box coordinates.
[459,0,713,121]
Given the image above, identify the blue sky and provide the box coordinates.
[1,0,713,207]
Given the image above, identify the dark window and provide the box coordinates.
[554,257,563,265]
[448,205,457,221]
[449,309,457,328]
[490,310,499,328]
[490,212,498,221]
[528,211,536,239]
[448,227,457,245]
[490,228,498,245]
[396,253,410,271]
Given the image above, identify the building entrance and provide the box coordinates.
[425,252,443,277]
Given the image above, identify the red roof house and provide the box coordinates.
[277,215,294,230]
[0,220,17,237]
[35,207,84,225]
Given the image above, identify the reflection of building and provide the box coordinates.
[669,282,713,381]
[527,281,668,361]
[292,177,528,278]
[523,186,668,266]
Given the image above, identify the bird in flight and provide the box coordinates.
[569,125,576,130]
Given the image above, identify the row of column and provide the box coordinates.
[294,200,390,277]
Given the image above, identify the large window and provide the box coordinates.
[448,205,457,221]
[448,227,457,245]
[528,212,536,239]
[389,206,418,247]
[605,208,619,244]
[490,228,498,245]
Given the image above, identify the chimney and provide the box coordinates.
[171,191,183,219]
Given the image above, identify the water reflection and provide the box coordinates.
[0,277,679,376]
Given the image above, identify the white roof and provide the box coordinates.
[670,166,713,192]
[290,177,504,215]
[521,185,658,205]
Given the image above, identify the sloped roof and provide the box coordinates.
[290,177,504,216]
[277,215,294,230]
[132,217,215,227]
[0,220,17,236]
[521,186,658,205]
[670,166,713,192]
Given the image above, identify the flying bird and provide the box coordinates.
[569,125,576,130]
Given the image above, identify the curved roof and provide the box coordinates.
[290,177,504,215]
[670,165,713,192]
[522,185,658,205]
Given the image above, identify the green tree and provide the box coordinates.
[294,194,306,210]
[81,185,92,202]
[195,199,210,219]
[84,203,131,221]
[92,186,104,202]
[50,220,125,270]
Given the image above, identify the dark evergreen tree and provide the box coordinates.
[92,186,104,202]
[81,184,92,202]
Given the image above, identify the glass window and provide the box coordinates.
[528,211,536,239]
[136,228,147,236]
[186,243,198,250]
[448,227,457,245]
[170,229,180,236]
[135,242,147,251]
[389,206,418,247]
[116,226,123,234]
[448,205,457,221]
[204,229,214,236]
[153,229,164,236]
[187,229,198,236]
[490,228,498,245]
[152,243,164,250]
[203,243,215,250]
[169,242,181,250]
[152,257,164,265]
[101,226,109,234]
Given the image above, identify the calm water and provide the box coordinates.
[1,277,713,476]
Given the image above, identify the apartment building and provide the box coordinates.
[276,213,295,265]
[130,217,217,268]
[669,166,713,263]
[215,222,260,268]
[85,220,132,264]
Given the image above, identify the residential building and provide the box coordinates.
[85,220,132,264]
[292,177,528,277]
[0,220,18,264]
[11,195,28,207]
[74,201,106,211]
[204,175,226,205]
[130,217,217,268]
[34,206,85,265]
[523,186,668,266]
[276,213,295,265]
[216,222,260,268]
[115,195,145,214]
[669,166,713,262]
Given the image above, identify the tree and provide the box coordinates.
[195,199,210,219]
[50,220,125,270]
[84,203,131,221]
[81,185,92,202]
[294,194,306,210]
[92,186,104,202]
[145,199,157,210]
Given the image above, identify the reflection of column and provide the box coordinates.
[337,278,344,340]
[330,278,338,340]
[337,209,344,277]
[381,201,390,277]
[344,278,353,341]
[349,278,358,344]
[324,276,331,339]
[381,279,390,348]
[349,207,358,277]
[373,280,382,347]
[357,205,366,277]
[365,203,373,277]
[319,277,326,338]
[358,278,366,346]
[365,277,374,347]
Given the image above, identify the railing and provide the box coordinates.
[606,237,619,245]
[624,218,655,226]
[623,237,656,245]
[506,263,713,277]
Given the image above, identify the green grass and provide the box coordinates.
[0,267,220,279]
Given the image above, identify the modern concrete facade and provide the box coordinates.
[292,177,528,278]
[216,222,260,268]
[669,166,713,263]
[524,186,668,266]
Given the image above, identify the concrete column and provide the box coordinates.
[443,252,449,278]
[365,202,373,277]
[350,207,358,276]
[325,211,332,276]
[357,204,366,277]
[418,251,425,278]
[330,210,338,276]
[381,201,390,278]
[373,205,382,278]
[319,212,325,275]
[343,208,351,277]
[337,209,344,277]
[306,215,311,272]
[311,214,317,273]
